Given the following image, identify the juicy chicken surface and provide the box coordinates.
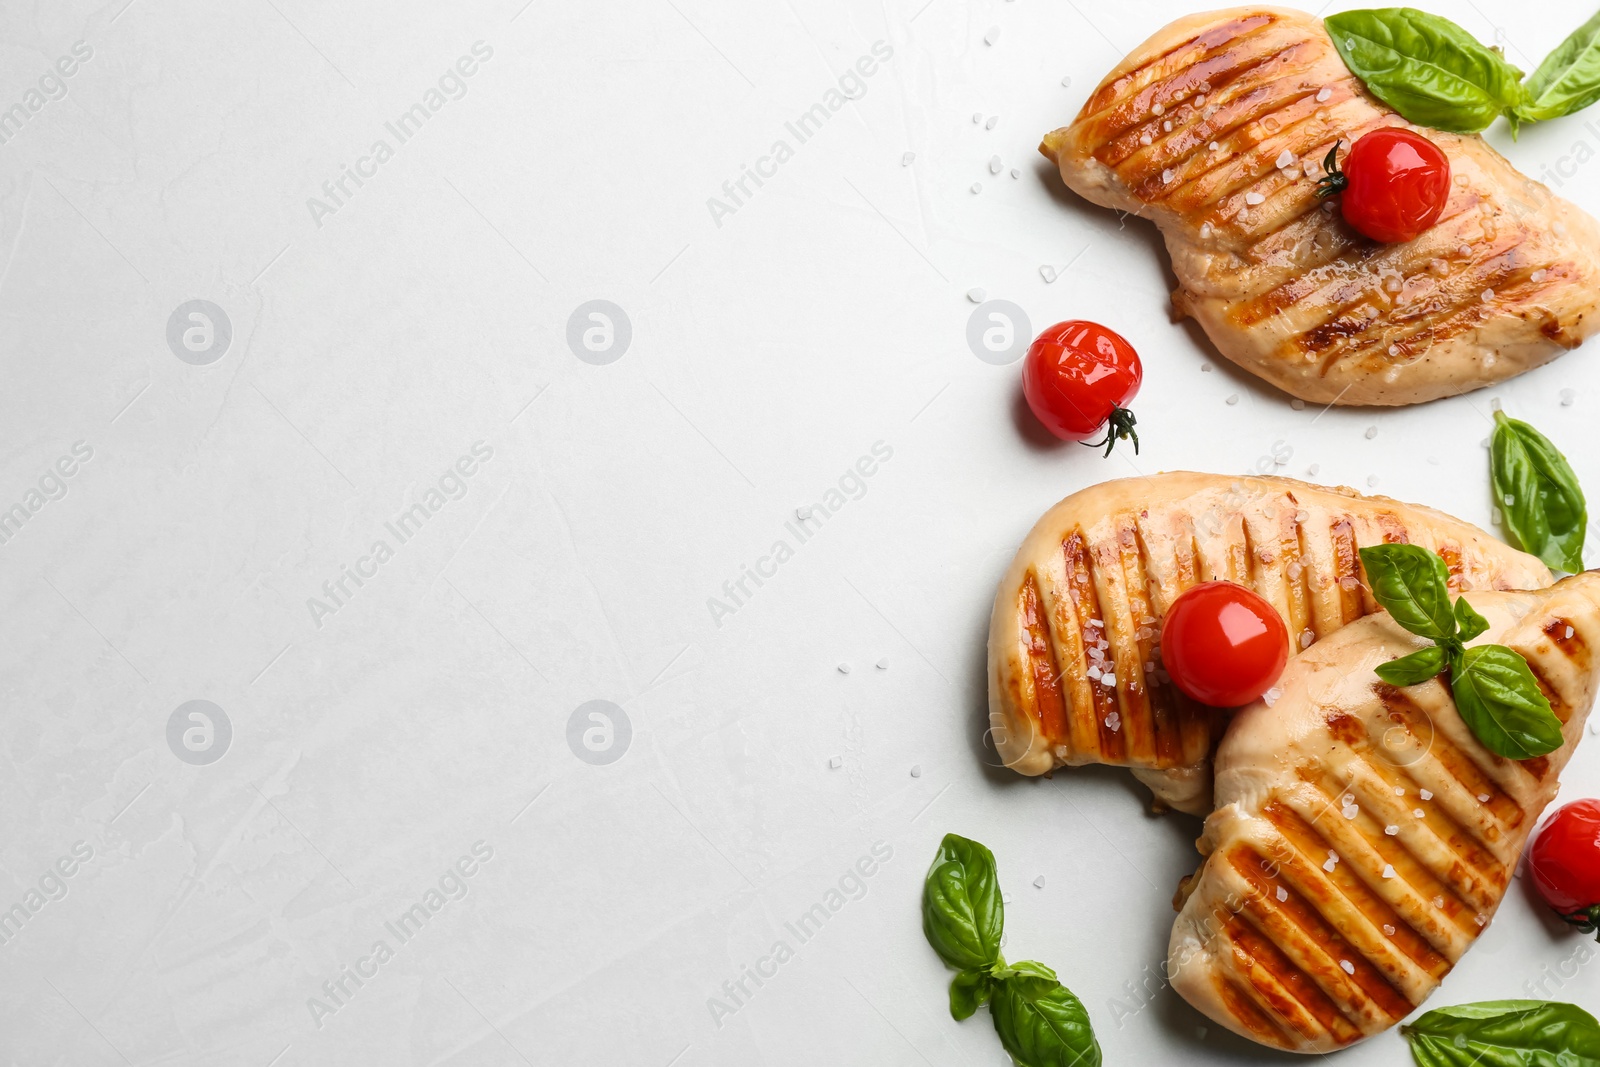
[987,473,1550,814]
[1042,6,1600,406]
[1169,574,1600,1052]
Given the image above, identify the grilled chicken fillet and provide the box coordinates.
[1169,574,1600,1052]
[1042,6,1600,405]
[988,473,1550,813]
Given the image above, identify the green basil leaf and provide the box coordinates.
[1451,645,1565,760]
[1358,544,1458,642]
[990,966,1102,1067]
[949,967,995,1020]
[1403,999,1600,1066]
[1326,8,1526,133]
[1376,644,1448,686]
[1519,8,1600,122]
[1491,411,1587,574]
[922,833,1004,971]
[1454,596,1491,643]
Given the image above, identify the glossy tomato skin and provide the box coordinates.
[1336,128,1451,243]
[1160,582,1289,706]
[1022,321,1142,446]
[1530,799,1600,928]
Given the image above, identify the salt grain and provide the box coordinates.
[1414,808,1425,818]
[973,112,982,124]
[1105,711,1122,732]
[1432,895,1445,908]
[1163,168,1177,183]
[838,663,850,674]
[1034,875,1046,888]
[1301,631,1315,649]
[1226,393,1240,405]
[1061,76,1073,87]
[1276,149,1296,168]
[1477,793,1490,803]
[1365,425,1378,439]
[1103,673,1117,688]
[911,765,922,777]
[967,287,986,302]
[1276,886,1288,901]
[1140,133,1153,146]
[1308,463,1320,476]
[1316,85,1333,103]
[1562,388,1576,406]
[901,151,915,166]
[984,25,1001,45]
[1163,120,1173,132]
[1200,221,1214,238]
[1395,787,1405,796]
[1245,191,1265,205]
[1263,687,1282,706]
[1383,924,1396,936]
[1292,398,1306,410]
[1040,265,1058,282]
[1209,140,1221,152]
[1324,857,1338,872]
[1482,288,1495,302]
[1340,960,1355,975]
[829,755,842,768]
[1419,788,1432,800]
[1385,824,1399,836]
[1388,345,1400,357]
[989,155,1003,174]
[1567,626,1576,639]
[1011,168,1020,179]
[1383,864,1396,879]
[1152,102,1165,116]
[971,182,983,193]
[1531,268,1548,283]
[876,657,889,670]
[1343,803,1359,819]
[1367,475,1380,487]
[985,115,999,130]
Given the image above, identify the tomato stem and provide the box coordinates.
[1315,140,1347,199]
[1083,406,1139,458]
[1559,903,1600,942]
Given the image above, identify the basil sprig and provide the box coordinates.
[1327,7,1600,136]
[1360,544,1565,759]
[1326,9,1527,133]
[1403,1000,1600,1066]
[922,834,1101,1066]
[1491,411,1587,574]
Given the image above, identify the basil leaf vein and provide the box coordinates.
[1491,411,1587,574]
[1375,644,1447,686]
[1451,644,1565,760]
[922,833,1004,971]
[1520,8,1600,121]
[1359,543,1458,642]
[1326,8,1526,133]
[1403,999,1600,1067]
[990,966,1103,1067]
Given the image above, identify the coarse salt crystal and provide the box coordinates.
[1163,168,1177,183]
[1395,787,1405,796]
[1531,268,1548,283]
[1034,875,1046,888]
[1276,886,1288,901]
[838,663,850,674]
[1316,86,1332,103]
[829,755,842,768]
[1103,673,1117,688]
[1482,288,1495,302]
[967,287,986,302]
[1388,344,1400,356]
[1385,824,1399,835]
[1276,149,1296,168]
[1419,789,1432,801]
[973,112,983,124]
[876,657,889,670]
[1477,793,1490,803]
[910,765,922,777]
[901,151,915,166]
[1343,804,1359,819]
[1163,120,1173,132]
[1196,94,1207,105]
[1301,631,1315,649]
[1323,858,1337,872]
[986,115,999,130]
[1152,102,1165,115]
[971,182,983,194]
[1263,687,1282,706]
[1010,168,1020,179]
[1340,960,1355,975]
[1140,133,1153,146]
[1383,864,1396,879]
[1567,626,1575,638]
[1209,141,1221,152]
[1458,244,1472,257]
[1226,393,1240,405]
[1414,808,1426,819]
[984,25,1000,45]
[1365,425,1378,439]
[1432,895,1445,908]
[1383,924,1396,936]
[1245,191,1265,205]
[989,155,1003,174]
[1200,221,1214,238]
[1105,711,1121,731]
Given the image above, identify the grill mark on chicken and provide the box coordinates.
[1372,687,1523,831]
[1227,845,1415,1023]
[1225,913,1363,1042]
[1217,973,1297,1045]
[1544,616,1589,670]
[1019,572,1072,748]
[1064,532,1126,762]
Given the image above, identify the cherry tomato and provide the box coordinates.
[1530,799,1600,938]
[1317,128,1451,243]
[1160,582,1289,706]
[1022,320,1142,456]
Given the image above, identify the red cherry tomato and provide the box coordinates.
[1318,128,1451,243]
[1160,582,1288,706]
[1530,799,1600,937]
[1022,320,1142,456]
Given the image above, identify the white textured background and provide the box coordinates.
[0,0,1597,1063]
